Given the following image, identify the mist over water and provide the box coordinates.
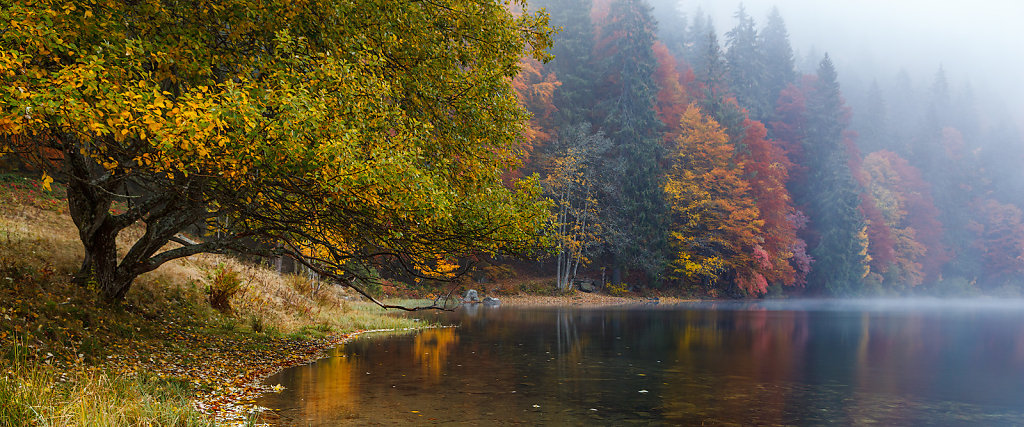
[687,297,1024,312]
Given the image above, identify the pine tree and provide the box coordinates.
[686,9,715,71]
[798,45,819,75]
[759,6,797,123]
[854,80,891,155]
[649,0,687,59]
[888,68,919,155]
[725,5,767,121]
[595,0,669,285]
[802,55,868,296]
[693,26,726,92]
[541,0,599,126]
[690,25,747,142]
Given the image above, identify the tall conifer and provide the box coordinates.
[759,6,797,123]
[725,5,767,120]
[596,0,668,284]
[540,0,598,126]
[803,55,868,296]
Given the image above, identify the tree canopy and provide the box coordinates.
[0,0,555,303]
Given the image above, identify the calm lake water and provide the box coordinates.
[257,300,1024,426]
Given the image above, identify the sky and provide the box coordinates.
[677,0,1024,126]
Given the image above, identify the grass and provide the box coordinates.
[0,173,431,426]
[1,346,213,427]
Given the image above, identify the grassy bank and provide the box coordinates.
[0,174,431,426]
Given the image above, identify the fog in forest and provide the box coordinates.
[676,0,1024,127]
[520,0,1024,297]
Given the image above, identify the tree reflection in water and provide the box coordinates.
[257,301,1024,426]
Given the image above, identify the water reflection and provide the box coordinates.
[413,328,459,380]
[258,300,1024,426]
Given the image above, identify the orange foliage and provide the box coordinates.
[509,56,560,182]
[653,42,689,145]
[846,132,896,275]
[666,105,765,294]
[738,119,799,286]
[861,150,949,286]
[769,80,811,191]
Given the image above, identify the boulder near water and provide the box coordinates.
[574,280,597,293]
[483,296,501,306]
[464,289,480,302]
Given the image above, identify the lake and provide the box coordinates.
[256,300,1024,426]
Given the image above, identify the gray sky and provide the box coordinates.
[681,0,1024,126]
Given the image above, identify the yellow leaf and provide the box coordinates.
[41,171,53,192]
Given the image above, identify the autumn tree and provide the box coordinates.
[511,56,561,179]
[968,198,1024,288]
[665,105,762,294]
[738,119,805,288]
[543,124,612,291]
[0,0,554,304]
[652,41,691,144]
[859,150,947,290]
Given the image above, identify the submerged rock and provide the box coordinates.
[483,296,501,307]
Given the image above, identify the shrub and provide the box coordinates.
[206,263,243,314]
[607,282,629,297]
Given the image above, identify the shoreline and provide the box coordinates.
[495,293,695,307]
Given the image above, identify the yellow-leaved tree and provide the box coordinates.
[664,105,762,294]
[0,0,553,306]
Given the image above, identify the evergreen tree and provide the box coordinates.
[802,55,868,296]
[952,81,981,141]
[759,6,797,123]
[725,5,767,121]
[686,9,715,68]
[693,28,725,92]
[798,45,819,75]
[649,0,687,59]
[888,68,919,155]
[855,80,891,155]
[595,0,669,285]
[541,0,598,126]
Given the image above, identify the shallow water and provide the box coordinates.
[257,300,1024,426]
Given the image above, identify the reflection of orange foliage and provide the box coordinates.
[413,328,460,379]
[285,354,358,419]
[665,309,810,426]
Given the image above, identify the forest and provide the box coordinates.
[1,0,1021,302]
[514,0,1024,297]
